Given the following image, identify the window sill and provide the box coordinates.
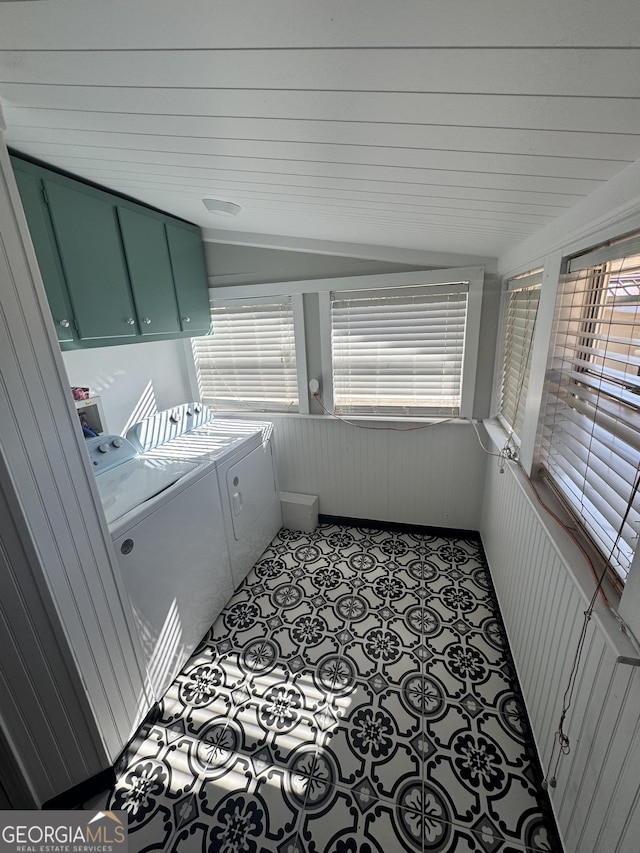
[482,417,640,664]
[211,409,472,426]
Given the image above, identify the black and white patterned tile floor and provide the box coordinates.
[108,522,561,853]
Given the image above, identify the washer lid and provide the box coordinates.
[94,456,201,525]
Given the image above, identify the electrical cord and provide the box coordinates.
[525,468,609,605]
[463,415,640,791]
[312,392,458,431]
[465,416,610,604]
[465,417,503,458]
[464,417,521,474]
[544,467,640,788]
[472,423,640,792]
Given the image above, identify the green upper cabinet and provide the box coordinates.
[165,221,212,335]
[117,206,181,336]
[44,179,137,341]
[10,153,211,349]
[12,165,76,343]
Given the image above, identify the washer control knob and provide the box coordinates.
[143,317,152,325]
[112,438,123,447]
[169,411,180,423]
[182,317,191,324]
[59,319,70,328]
[98,443,109,453]
[126,317,135,325]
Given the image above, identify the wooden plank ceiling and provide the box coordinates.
[0,0,639,259]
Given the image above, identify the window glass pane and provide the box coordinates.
[539,245,640,583]
[331,286,468,417]
[192,302,299,412]
[500,274,541,437]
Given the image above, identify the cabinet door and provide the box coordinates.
[12,166,75,343]
[44,180,137,340]
[165,222,211,335]
[117,206,180,336]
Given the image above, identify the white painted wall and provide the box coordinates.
[481,451,640,853]
[0,114,147,804]
[202,414,486,531]
[205,238,497,286]
[62,339,193,435]
[0,465,102,806]
[205,241,425,288]
[274,416,486,529]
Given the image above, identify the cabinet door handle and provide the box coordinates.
[126,317,135,325]
[182,317,191,323]
[143,317,152,325]
[59,319,70,328]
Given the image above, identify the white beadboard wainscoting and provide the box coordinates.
[480,456,640,853]
[267,415,486,530]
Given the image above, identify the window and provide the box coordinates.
[539,233,640,584]
[192,299,299,412]
[330,284,468,417]
[499,270,542,438]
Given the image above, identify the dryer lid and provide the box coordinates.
[140,425,261,463]
[94,456,201,525]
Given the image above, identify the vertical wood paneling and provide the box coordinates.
[481,460,640,853]
[566,658,637,846]
[557,634,609,823]
[268,416,485,530]
[2,2,640,260]
[0,131,146,802]
[0,485,99,795]
[599,667,640,852]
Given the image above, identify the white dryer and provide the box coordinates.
[87,434,234,716]
[126,404,282,589]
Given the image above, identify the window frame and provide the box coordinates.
[327,283,469,418]
[497,269,543,442]
[494,222,640,640]
[188,293,307,414]
[318,268,484,420]
[187,267,484,421]
[536,239,640,587]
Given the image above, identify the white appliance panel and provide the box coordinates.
[111,466,233,703]
[141,429,258,464]
[95,456,199,525]
[125,407,282,592]
[128,402,212,451]
[227,442,277,541]
[223,440,282,588]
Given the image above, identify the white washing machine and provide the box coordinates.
[87,434,234,715]
[126,403,282,589]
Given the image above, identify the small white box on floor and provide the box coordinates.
[280,491,318,533]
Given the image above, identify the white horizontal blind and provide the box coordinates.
[331,284,468,417]
[192,300,299,412]
[539,240,640,582]
[500,271,542,437]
